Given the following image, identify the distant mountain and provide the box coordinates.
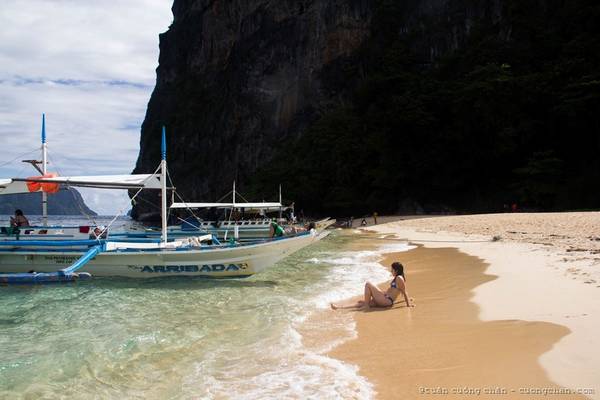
[0,187,97,215]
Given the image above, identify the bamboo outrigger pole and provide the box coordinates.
[278,184,282,219]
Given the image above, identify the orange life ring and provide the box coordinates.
[26,173,60,194]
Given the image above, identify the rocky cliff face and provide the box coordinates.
[134,1,592,217]
[133,0,375,218]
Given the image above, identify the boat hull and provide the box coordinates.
[0,231,329,278]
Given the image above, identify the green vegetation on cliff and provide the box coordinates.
[249,0,600,214]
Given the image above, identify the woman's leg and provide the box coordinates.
[364,282,392,308]
[332,282,391,311]
[330,300,364,310]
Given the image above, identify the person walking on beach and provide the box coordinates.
[331,262,414,310]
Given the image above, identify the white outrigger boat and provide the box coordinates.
[135,186,335,241]
[1,118,332,244]
[134,185,287,241]
[0,125,330,283]
[0,232,324,281]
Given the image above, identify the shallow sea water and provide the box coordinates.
[0,217,413,399]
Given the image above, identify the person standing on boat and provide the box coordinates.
[231,208,241,222]
[10,209,30,227]
[286,206,295,223]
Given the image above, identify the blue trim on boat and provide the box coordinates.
[62,244,103,273]
[1,235,77,239]
[1,225,87,229]
[41,113,46,143]
[0,272,92,284]
[0,244,103,284]
[161,126,167,160]
[0,239,102,246]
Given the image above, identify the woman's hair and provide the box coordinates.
[15,209,23,216]
[391,262,405,281]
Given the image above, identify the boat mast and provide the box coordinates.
[233,180,236,207]
[161,126,167,244]
[279,184,282,220]
[41,114,48,227]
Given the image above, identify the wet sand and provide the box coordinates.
[326,241,591,399]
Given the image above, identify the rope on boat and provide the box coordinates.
[44,149,161,239]
[0,148,40,168]
[165,167,204,229]
[94,163,162,239]
[46,151,99,226]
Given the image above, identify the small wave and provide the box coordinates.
[186,324,373,399]
[310,241,415,309]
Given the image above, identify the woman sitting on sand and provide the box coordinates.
[331,262,414,310]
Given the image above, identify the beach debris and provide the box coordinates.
[492,235,502,242]
[566,267,581,275]
[566,247,588,252]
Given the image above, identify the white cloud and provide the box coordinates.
[0,0,173,215]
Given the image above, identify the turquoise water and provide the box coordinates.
[0,217,412,399]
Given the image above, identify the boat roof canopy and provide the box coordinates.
[170,202,283,211]
[0,174,166,195]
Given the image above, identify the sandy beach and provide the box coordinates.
[327,212,600,399]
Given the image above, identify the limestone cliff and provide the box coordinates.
[134,0,599,216]
[133,0,374,219]
[133,0,502,218]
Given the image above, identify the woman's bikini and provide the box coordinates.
[384,277,399,306]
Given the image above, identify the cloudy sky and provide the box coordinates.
[0,1,173,215]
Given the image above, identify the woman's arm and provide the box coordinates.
[397,277,414,307]
[402,290,412,307]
